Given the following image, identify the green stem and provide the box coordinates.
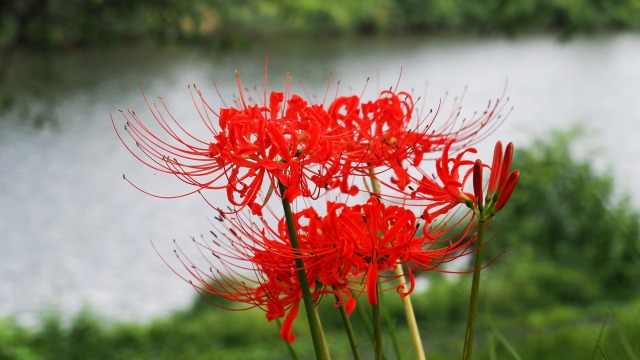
[370,172,384,360]
[367,170,384,360]
[333,287,362,360]
[367,168,425,358]
[379,291,403,360]
[462,219,487,360]
[394,265,425,360]
[279,182,331,360]
[373,298,384,360]
[353,295,386,360]
[367,167,381,195]
[352,292,376,345]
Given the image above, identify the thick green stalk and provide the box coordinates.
[394,265,425,360]
[279,182,331,360]
[462,219,487,360]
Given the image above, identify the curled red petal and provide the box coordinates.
[279,300,300,343]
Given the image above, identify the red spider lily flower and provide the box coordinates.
[162,192,485,342]
[411,141,477,221]
[252,247,304,343]
[166,201,365,343]
[303,197,477,305]
[305,198,419,305]
[349,199,418,305]
[166,140,517,327]
[412,140,520,221]
[114,69,348,216]
[164,209,318,343]
[341,90,419,192]
[326,88,508,197]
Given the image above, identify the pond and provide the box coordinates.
[1,33,639,325]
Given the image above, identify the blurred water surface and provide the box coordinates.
[1,33,639,325]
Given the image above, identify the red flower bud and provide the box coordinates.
[498,142,514,192]
[487,141,503,193]
[495,170,520,211]
[473,159,483,204]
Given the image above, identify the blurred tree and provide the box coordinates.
[492,129,640,299]
[0,0,230,82]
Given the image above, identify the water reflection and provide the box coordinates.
[1,33,639,325]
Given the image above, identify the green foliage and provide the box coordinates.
[485,258,601,313]
[387,0,640,35]
[492,128,640,300]
[0,0,227,50]
[3,0,640,54]
[0,317,38,360]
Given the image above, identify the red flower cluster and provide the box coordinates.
[115,71,507,214]
[170,195,480,342]
[115,68,518,343]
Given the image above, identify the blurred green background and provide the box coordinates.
[4,0,640,52]
[1,1,640,359]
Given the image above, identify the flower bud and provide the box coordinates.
[498,142,514,191]
[473,159,483,206]
[487,141,503,193]
[495,170,520,211]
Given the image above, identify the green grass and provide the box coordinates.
[2,286,639,359]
